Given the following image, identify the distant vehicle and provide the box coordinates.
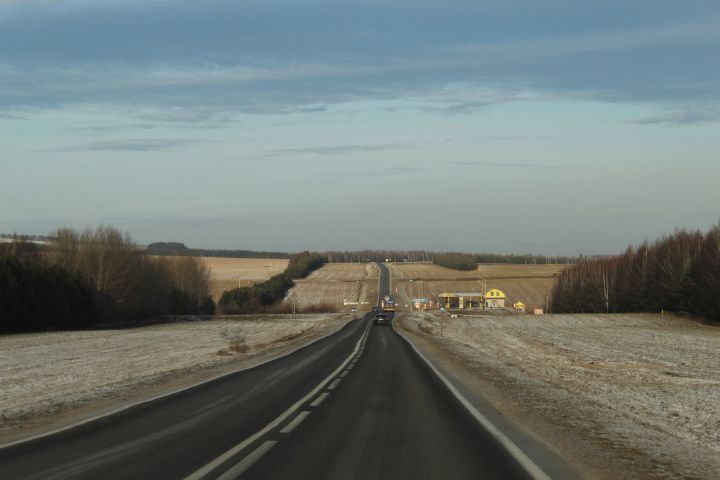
[351,307,358,313]
[381,299,395,311]
[372,306,381,313]
[374,314,389,326]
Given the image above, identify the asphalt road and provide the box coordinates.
[0,264,554,479]
[378,261,391,304]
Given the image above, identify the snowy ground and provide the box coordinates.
[0,314,351,442]
[399,312,720,480]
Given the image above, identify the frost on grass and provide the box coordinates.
[0,314,345,425]
[409,313,720,479]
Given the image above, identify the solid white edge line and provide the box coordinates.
[215,440,277,480]
[183,319,372,480]
[392,317,552,480]
[279,411,311,434]
[0,315,363,451]
[309,392,330,407]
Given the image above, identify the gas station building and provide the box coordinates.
[438,292,484,309]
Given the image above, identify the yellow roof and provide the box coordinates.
[485,289,506,299]
[514,301,525,306]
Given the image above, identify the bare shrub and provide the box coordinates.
[223,327,248,354]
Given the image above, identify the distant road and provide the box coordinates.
[0,263,567,479]
[378,261,391,303]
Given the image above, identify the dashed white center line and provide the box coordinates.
[309,392,330,407]
[215,441,277,480]
[184,320,373,480]
[279,411,311,434]
[339,370,350,378]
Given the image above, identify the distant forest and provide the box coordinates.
[146,242,289,259]
[143,241,575,265]
[323,250,575,267]
[551,225,720,322]
[432,253,478,271]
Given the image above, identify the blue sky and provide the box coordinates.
[1,0,719,254]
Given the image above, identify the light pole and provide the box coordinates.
[409,279,414,312]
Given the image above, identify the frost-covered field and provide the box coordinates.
[402,313,720,479]
[0,314,349,435]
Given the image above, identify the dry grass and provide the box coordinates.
[390,262,564,280]
[477,263,567,278]
[304,263,379,281]
[199,257,289,301]
[390,262,564,310]
[286,263,379,311]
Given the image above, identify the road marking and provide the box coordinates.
[183,319,372,480]
[215,441,277,480]
[339,370,350,378]
[279,411,311,434]
[393,319,552,480]
[328,379,341,390]
[309,392,330,407]
[0,316,363,451]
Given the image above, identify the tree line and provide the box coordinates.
[324,250,576,266]
[432,252,478,271]
[1,226,215,333]
[218,252,325,314]
[146,242,289,259]
[551,225,720,322]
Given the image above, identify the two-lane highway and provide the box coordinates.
[237,312,531,479]
[0,263,567,479]
[0,318,370,479]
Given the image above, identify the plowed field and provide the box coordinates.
[285,263,379,311]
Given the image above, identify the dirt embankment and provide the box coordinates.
[398,312,720,480]
[0,314,354,445]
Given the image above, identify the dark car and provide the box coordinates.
[374,314,389,326]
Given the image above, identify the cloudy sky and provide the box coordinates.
[1,0,719,254]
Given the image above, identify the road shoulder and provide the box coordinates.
[0,314,356,447]
[396,313,604,480]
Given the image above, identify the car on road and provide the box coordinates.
[374,313,390,326]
